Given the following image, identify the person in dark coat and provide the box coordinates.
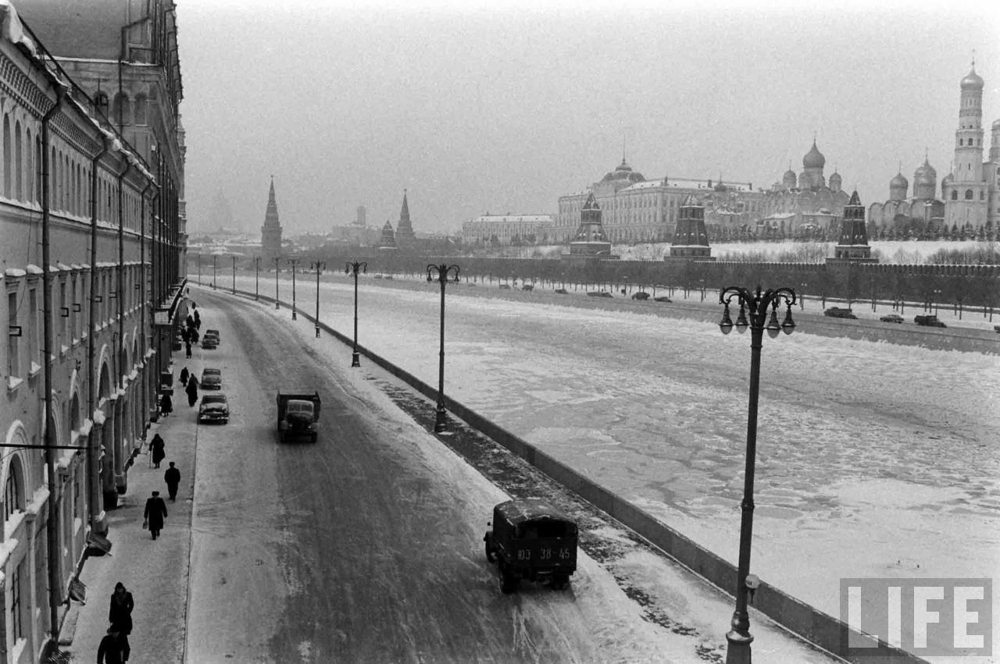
[144,491,168,540]
[149,434,166,469]
[179,367,189,386]
[190,328,200,345]
[164,462,181,501]
[185,340,192,358]
[159,393,173,418]
[108,582,134,662]
[194,309,201,329]
[97,627,125,664]
[185,375,199,407]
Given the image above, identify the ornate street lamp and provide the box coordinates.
[212,255,218,290]
[312,261,326,338]
[717,284,796,664]
[197,254,201,285]
[288,258,300,320]
[427,263,460,432]
[273,257,280,309]
[346,261,367,365]
[232,256,237,294]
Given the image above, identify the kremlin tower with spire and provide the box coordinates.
[261,177,283,265]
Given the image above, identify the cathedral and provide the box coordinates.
[869,63,999,237]
[759,140,851,237]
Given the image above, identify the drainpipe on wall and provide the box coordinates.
[116,158,131,495]
[87,134,110,530]
[40,78,65,650]
[140,179,154,427]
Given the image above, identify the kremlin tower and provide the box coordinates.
[261,177,283,265]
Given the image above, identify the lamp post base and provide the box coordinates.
[275,302,280,310]
[315,326,321,338]
[725,629,753,664]
[433,406,448,433]
[292,311,297,320]
[351,351,361,367]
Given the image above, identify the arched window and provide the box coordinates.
[25,128,33,203]
[14,120,22,200]
[4,457,25,521]
[959,138,963,146]
[134,95,148,125]
[94,91,109,119]
[965,189,974,200]
[3,114,11,197]
[112,93,131,126]
[951,191,958,201]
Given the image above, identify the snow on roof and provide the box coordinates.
[469,214,554,223]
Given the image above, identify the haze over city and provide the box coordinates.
[180,0,1000,235]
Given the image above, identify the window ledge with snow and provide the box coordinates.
[6,376,23,392]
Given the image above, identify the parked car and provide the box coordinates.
[554,288,568,295]
[587,291,613,298]
[653,296,672,303]
[201,334,219,349]
[499,284,511,290]
[631,292,650,301]
[198,394,230,424]
[484,498,578,594]
[914,315,947,328]
[522,284,534,291]
[879,314,904,324]
[204,328,221,341]
[824,307,857,319]
[200,370,222,390]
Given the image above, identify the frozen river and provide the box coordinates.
[214,271,1000,658]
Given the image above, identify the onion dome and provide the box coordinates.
[782,167,797,188]
[890,172,908,190]
[803,140,826,169]
[914,159,936,187]
[961,67,984,90]
[714,181,727,192]
[942,172,954,186]
[829,171,842,186]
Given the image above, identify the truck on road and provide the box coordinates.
[276,391,321,443]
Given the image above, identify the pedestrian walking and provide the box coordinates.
[159,392,173,418]
[191,328,200,345]
[185,340,192,358]
[97,627,125,664]
[164,462,181,501]
[179,367,189,386]
[194,309,201,329]
[143,491,168,540]
[186,375,199,407]
[149,433,166,469]
[108,582,133,662]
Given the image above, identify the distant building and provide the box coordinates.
[829,191,877,262]
[261,178,283,265]
[378,220,397,253]
[395,190,416,246]
[556,157,762,244]
[759,140,851,237]
[567,193,613,258]
[328,204,380,246]
[867,157,945,236]
[462,214,555,246]
[668,197,713,260]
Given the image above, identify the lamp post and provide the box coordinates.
[273,257,280,309]
[312,261,326,338]
[346,261,367,365]
[427,263,460,432]
[255,257,260,301]
[232,256,237,294]
[288,258,300,320]
[197,254,201,285]
[212,255,217,290]
[717,284,796,664]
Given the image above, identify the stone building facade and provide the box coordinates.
[461,214,555,246]
[556,158,763,244]
[1,1,184,660]
[759,141,851,237]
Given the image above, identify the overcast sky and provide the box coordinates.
[178,0,1000,236]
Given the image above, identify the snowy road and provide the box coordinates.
[202,269,999,662]
[184,288,837,663]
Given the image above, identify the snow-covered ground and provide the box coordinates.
[208,271,1000,662]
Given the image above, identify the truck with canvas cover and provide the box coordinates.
[484,498,578,594]
[276,391,321,443]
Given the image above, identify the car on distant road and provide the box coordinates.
[631,292,650,301]
[587,291,613,298]
[522,284,534,291]
[653,296,672,303]
[198,393,230,424]
[201,334,218,349]
[499,284,511,290]
[824,307,857,319]
[554,288,568,295]
[914,315,947,328]
[200,370,222,390]
[879,314,905,324]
